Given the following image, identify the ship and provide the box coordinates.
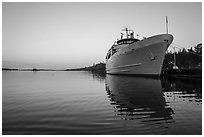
[105,27,173,76]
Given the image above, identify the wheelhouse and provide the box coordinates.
[106,27,140,60]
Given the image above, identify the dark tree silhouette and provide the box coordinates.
[163,43,202,70]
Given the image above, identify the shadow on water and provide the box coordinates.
[105,74,202,134]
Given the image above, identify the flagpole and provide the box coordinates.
[166,16,168,34]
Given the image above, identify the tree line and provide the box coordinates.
[162,43,202,70]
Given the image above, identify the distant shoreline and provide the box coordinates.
[2,68,63,71]
[2,63,201,80]
[2,62,106,73]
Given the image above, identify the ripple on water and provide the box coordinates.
[2,71,202,135]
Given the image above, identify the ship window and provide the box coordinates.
[108,54,110,59]
[112,49,117,55]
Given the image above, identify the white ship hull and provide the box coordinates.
[106,34,173,76]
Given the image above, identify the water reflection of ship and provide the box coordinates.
[105,75,174,132]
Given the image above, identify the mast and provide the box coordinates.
[122,27,133,38]
[173,47,176,67]
[125,28,128,38]
[173,46,178,69]
[166,16,168,34]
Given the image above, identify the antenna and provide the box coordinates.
[122,27,134,39]
[166,16,168,34]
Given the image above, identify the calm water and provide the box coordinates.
[2,71,202,135]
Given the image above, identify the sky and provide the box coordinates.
[2,2,202,69]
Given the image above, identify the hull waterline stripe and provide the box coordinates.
[106,63,142,71]
[107,69,130,73]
